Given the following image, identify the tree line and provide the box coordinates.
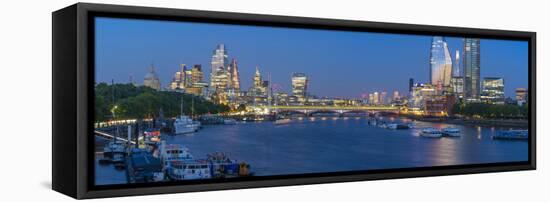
[451,102,528,119]
[95,83,230,122]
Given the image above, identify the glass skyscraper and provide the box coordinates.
[210,44,228,88]
[429,36,453,87]
[463,38,481,100]
[291,73,308,104]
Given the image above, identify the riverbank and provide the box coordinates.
[401,114,528,128]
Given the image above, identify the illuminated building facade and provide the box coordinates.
[409,83,436,109]
[143,64,161,90]
[463,38,481,101]
[424,95,456,116]
[429,36,453,88]
[228,59,241,92]
[210,44,228,88]
[481,77,505,104]
[169,64,187,90]
[451,76,464,99]
[291,73,308,104]
[515,88,528,106]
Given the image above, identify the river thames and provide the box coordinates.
[95,116,528,185]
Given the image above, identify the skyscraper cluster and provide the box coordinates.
[209,44,241,104]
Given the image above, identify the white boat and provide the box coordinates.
[173,95,200,135]
[493,130,528,140]
[223,118,237,125]
[160,143,194,167]
[174,115,199,134]
[420,128,443,138]
[442,127,461,137]
[274,118,291,125]
[166,160,212,180]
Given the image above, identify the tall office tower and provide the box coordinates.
[409,78,414,94]
[369,93,374,104]
[463,38,481,101]
[190,64,204,84]
[373,92,379,105]
[380,91,387,104]
[481,77,505,104]
[429,36,453,87]
[210,44,228,87]
[252,67,266,96]
[228,58,240,91]
[169,64,187,90]
[143,64,161,90]
[291,72,308,104]
[453,50,461,77]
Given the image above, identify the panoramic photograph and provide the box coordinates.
[93,17,529,185]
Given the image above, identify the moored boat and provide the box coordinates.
[420,128,443,138]
[166,159,212,180]
[174,115,199,134]
[493,130,528,140]
[442,127,461,137]
[274,118,291,125]
[223,118,237,125]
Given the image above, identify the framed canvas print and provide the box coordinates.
[52,3,536,199]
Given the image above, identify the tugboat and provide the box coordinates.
[493,130,528,140]
[442,127,461,137]
[420,128,443,138]
[207,152,251,178]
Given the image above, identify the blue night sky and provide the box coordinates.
[95,17,528,98]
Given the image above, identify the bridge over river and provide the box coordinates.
[253,105,400,116]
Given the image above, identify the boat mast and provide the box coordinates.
[191,95,195,118]
[111,79,117,143]
[180,94,184,116]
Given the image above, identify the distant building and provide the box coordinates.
[373,92,380,105]
[515,88,528,106]
[481,77,505,105]
[451,76,464,99]
[228,59,240,92]
[453,50,461,77]
[143,64,161,90]
[392,91,400,101]
[169,64,187,90]
[409,83,436,109]
[380,91,387,105]
[424,95,456,117]
[291,72,308,104]
[409,78,414,94]
[210,44,228,88]
[429,36,453,87]
[211,67,230,104]
[463,38,481,101]
[190,64,204,84]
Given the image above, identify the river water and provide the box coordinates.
[95,116,528,185]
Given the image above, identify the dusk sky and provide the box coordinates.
[95,17,528,98]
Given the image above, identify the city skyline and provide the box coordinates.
[95,17,528,98]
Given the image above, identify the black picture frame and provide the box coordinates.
[52,2,536,199]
